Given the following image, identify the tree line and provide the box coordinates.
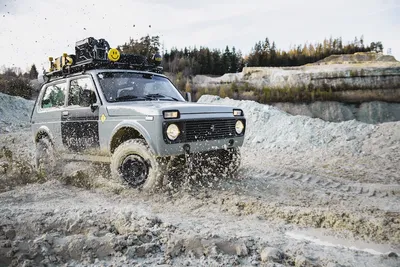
[0,65,38,99]
[247,36,383,67]
[119,35,384,76]
[118,35,245,77]
[162,46,244,76]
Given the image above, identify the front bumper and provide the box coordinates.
[154,136,245,157]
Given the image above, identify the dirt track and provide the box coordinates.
[0,129,399,267]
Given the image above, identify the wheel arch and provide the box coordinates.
[109,122,155,154]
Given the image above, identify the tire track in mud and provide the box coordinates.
[187,168,400,244]
[235,167,400,199]
[212,193,400,244]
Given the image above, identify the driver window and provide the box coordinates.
[68,77,97,107]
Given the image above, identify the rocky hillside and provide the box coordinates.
[193,52,400,103]
[0,92,34,134]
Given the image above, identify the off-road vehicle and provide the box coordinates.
[31,37,246,190]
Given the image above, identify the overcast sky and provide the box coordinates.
[0,0,399,72]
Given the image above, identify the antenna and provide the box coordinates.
[387,48,392,55]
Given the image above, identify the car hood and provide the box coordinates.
[106,101,236,117]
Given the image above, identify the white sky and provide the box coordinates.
[0,0,399,73]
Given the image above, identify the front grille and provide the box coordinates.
[184,119,236,142]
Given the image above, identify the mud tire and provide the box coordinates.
[111,139,167,191]
[35,137,59,175]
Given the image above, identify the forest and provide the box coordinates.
[0,65,38,99]
[119,35,384,77]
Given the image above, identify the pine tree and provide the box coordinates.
[222,46,231,73]
[230,47,238,73]
[29,64,38,80]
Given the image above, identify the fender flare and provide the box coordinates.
[109,120,156,154]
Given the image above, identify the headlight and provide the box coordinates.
[235,120,244,134]
[167,124,180,140]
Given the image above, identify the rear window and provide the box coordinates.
[41,82,67,109]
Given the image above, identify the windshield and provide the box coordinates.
[97,72,185,102]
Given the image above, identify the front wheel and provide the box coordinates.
[110,139,167,191]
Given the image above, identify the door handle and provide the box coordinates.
[62,111,69,117]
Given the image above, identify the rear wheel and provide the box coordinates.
[35,137,58,175]
[110,139,167,191]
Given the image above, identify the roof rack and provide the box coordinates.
[44,59,163,80]
[43,37,163,81]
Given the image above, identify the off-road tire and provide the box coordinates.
[35,137,58,175]
[110,139,167,191]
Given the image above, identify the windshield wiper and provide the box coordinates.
[114,95,145,102]
[144,93,180,101]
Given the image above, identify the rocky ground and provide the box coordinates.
[0,95,399,267]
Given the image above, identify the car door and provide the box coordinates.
[61,76,100,153]
[35,80,68,150]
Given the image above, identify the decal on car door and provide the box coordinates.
[61,77,100,152]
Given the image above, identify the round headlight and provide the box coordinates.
[167,124,180,140]
[235,120,244,135]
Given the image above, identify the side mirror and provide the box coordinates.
[80,89,97,109]
[185,92,192,102]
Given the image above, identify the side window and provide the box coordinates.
[41,82,67,109]
[68,77,97,107]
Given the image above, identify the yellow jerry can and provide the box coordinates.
[53,53,74,71]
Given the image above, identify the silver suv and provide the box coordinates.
[31,39,246,190]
